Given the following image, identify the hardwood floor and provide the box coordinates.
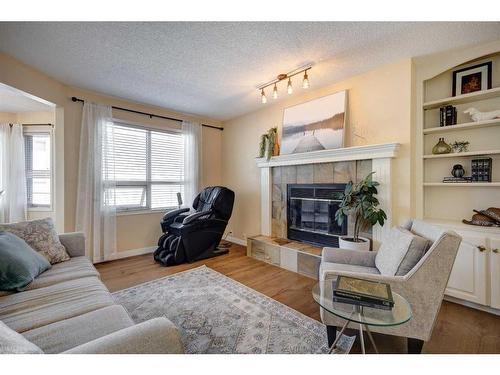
[96,243,500,354]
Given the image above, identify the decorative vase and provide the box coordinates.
[339,236,371,251]
[451,164,465,178]
[432,138,452,155]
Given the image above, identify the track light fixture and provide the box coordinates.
[261,88,267,104]
[257,65,312,104]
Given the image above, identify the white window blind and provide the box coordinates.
[24,132,51,208]
[104,122,184,211]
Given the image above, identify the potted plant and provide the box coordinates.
[258,127,279,160]
[334,172,387,251]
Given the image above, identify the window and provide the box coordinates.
[24,131,52,209]
[104,121,184,212]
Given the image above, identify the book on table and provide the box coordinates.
[332,276,394,309]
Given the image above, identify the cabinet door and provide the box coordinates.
[490,237,500,310]
[445,234,488,305]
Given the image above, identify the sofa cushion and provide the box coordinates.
[0,232,51,291]
[0,218,70,264]
[0,277,114,333]
[375,226,430,276]
[0,320,43,354]
[23,305,133,353]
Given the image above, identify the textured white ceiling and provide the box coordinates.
[0,22,499,120]
[0,82,55,113]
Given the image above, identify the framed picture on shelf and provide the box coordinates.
[452,61,492,96]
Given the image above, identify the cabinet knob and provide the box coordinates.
[477,245,486,252]
[493,248,499,254]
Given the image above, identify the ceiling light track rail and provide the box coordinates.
[70,97,223,131]
[258,64,313,104]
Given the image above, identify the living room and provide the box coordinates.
[1,2,500,373]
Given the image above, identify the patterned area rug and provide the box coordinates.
[112,265,354,354]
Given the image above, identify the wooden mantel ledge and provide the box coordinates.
[255,142,400,168]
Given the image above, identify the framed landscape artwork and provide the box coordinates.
[280,90,346,155]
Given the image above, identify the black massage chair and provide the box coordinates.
[153,186,235,266]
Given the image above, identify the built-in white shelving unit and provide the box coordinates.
[423,86,500,109]
[423,118,500,135]
[423,149,500,159]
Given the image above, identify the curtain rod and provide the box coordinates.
[9,123,54,128]
[71,97,223,131]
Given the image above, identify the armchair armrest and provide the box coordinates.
[182,210,213,225]
[162,207,190,222]
[322,247,377,268]
[59,232,86,258]
[63,318,184,354]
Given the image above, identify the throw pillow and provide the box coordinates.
[0,218,70,264]
[395,228,430,276]
[375,226,430,276]
[0,232,51,291]
[0,321,43,354]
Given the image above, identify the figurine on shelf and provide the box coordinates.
[463,107,500,122]
[451,140,470,153]
[432,138,452,154]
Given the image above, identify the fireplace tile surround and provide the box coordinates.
[271,160,373,241]
[256,143,400,250]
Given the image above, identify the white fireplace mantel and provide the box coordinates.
[255,142,400,249]
[255,143,400,168]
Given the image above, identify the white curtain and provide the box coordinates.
[0,123,27,223]
[182,121,202,205]
[75,102,116,263]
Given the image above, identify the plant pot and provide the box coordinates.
[339,236,371,251]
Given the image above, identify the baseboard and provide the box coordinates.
[99,246,156,263]
[444,295,500,316]
[225,235,247,246]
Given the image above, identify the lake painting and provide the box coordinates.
[281,91,346,155]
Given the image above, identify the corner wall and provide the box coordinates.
[221,59,414,242]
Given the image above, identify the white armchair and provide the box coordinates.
[319,219,461,353]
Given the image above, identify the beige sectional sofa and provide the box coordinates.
[0,232,184,354]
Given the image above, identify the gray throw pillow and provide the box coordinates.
[0,231,51,291]
[375,227,430,276]
[0,217,70,264]
[0,321,43,354]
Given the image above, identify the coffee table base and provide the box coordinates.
[327,306,379,354]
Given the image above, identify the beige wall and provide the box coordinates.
[0,52,223,253]
[221,59,414,242]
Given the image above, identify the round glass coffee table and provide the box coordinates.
[312,281,412,354]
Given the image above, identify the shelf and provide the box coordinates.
[424,182,500,187]
[423,87,500,110]
[424,218,500,235]
[423,149,500,159]
[423,119,500,135]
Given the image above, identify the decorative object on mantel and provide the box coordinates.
[439,105,457,126]
[463,207,500,227]
[258,64,312,104]
[452,61,492,96]
[463,107,500,122]
[334,172,387,251]
[258,127,279,160]
[432,137,452,155]
[471,157,492,182]
[451,140,470,153]
[281,91,346,155]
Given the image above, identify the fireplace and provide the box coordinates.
[287,183,347,247]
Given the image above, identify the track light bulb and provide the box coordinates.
[302,71,309,89]
[287,78,293,95]
[261,89,267,104]
[273,84,278,99]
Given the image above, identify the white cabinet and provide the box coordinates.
[446,234,488,305]
[490,237,500,310]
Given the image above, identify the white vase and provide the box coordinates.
[338,236,371,251]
